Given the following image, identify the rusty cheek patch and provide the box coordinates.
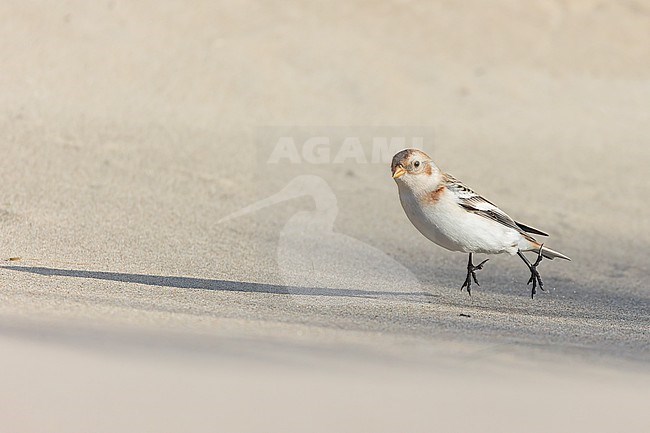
[424,164,432,175]
[424,185,445,203]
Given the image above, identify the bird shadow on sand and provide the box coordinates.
[2,266,436,301]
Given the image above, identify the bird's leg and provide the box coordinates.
[517,247,544,299]
[460,253,489,296]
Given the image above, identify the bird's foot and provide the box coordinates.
[526,249,544,299]
[460,258,489,296]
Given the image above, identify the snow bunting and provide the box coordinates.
[391,149,570,298]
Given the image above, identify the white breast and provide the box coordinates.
[398,186,521,255]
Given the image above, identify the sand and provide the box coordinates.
[0,1,648,431]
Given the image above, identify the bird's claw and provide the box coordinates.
[461,275,474,295]
[527,247,545,299]
[461,258,489,296]
[475,258,489,270]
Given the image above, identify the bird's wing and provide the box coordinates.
[514,221,548,237]
[443,173,536,235]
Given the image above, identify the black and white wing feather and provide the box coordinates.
[443,174,549,237]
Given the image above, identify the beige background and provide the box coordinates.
[0,1,649,432]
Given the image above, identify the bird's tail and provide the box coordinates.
[538,245,571,261]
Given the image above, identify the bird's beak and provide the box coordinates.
[392,166,406,179]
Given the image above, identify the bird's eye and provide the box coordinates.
[413,161,420,168]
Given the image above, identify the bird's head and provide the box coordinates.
[391,149,441,192]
